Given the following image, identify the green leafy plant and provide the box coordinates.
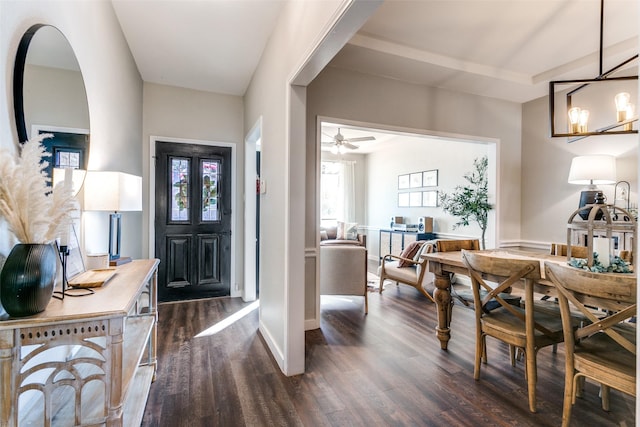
[439,156,492,249]
[0,135,78,243]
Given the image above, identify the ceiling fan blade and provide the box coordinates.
[344,136,375,143]
[322,131,335,139]
[343,142,359,150]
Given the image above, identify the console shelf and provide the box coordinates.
[0,259,159,427]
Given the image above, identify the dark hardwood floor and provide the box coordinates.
[142,282,635,426]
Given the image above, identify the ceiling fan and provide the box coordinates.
[322,128,375,154]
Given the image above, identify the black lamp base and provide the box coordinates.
[578,190,604,220]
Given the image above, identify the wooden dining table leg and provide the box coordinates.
[432,263,452,350]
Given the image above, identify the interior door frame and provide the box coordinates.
[149,136,238,297]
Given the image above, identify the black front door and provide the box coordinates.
[155,141,232,302]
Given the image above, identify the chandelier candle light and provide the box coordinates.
[549,0,638,141]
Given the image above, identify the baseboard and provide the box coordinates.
[305,318,320,330]
[499,240,551,251]
[258,321,285,373]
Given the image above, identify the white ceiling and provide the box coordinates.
[110,0,638,103]
[111,0,285,96]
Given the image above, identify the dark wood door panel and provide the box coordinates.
[197,234,220,285]
[166,235,192,288]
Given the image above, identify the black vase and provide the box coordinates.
[1,243,57,317]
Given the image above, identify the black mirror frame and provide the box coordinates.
[13,23,45,143]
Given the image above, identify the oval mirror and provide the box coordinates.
[13,25,90,178]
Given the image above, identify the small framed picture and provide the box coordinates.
[423,190,438,207]
[398,174,410,189]
[410,172,422,188]
[422,170,438,187]
[398,192,410,207]
[410,192,422,207]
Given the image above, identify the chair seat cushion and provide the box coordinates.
[377,261,435,295]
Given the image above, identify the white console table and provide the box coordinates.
[0,259,159,427]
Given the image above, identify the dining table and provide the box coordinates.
[421,248,571,350]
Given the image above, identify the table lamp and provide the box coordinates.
[568,155,616,220]
[83,171,142,265]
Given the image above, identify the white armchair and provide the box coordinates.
[320,244,368,313]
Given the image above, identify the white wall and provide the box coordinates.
[305,66,520,326]
[307,67,521,244]
[244,0,379,375]
[141,82,244,277]
[24,64,89,138]
[366,137,490,257]
[0,1,143,258]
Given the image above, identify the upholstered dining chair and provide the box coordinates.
[545,262,636,427]
[461,250,566,413]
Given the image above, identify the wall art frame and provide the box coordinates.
[422,190,438,207]
[422,169,438,187]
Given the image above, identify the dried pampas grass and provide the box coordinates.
[0,134,79,244]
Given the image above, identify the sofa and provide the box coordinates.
[320,224,366,247]
[319,223,368,313]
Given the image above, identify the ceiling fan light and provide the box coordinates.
[330,145,338,155]
[338,145,346,155]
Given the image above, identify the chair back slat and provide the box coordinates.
[550,243,589,258]
[545,262,636,355]
[545,262,636,303]
[436,239,480,252]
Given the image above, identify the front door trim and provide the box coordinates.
[149,136,238,297]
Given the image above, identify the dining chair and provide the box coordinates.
[438,239,519,316]
[545,262,636,427]
[461,250,566,413]
[549,243,589,258]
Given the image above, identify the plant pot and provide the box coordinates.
[0,243,57,317]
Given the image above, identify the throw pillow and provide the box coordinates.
[337,221,358,240]
[398,241,424,267]
[320,230,329,241]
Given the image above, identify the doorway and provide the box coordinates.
[154,140,232,302]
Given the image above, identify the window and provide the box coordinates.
[320,161,343,227]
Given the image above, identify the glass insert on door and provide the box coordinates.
[201,160,220,222]
[171,157,190,221]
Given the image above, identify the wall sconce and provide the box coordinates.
[83,171,142,264]
[549,0,638,142]
[568,155,616,219]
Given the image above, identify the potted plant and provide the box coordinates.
[439,156,493,249]
[0,134,78,316]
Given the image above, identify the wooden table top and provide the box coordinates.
[0,259,160,328]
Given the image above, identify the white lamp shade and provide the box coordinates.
[83,171,142,211]
[567,155,617,185]
[52,168,87,196]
